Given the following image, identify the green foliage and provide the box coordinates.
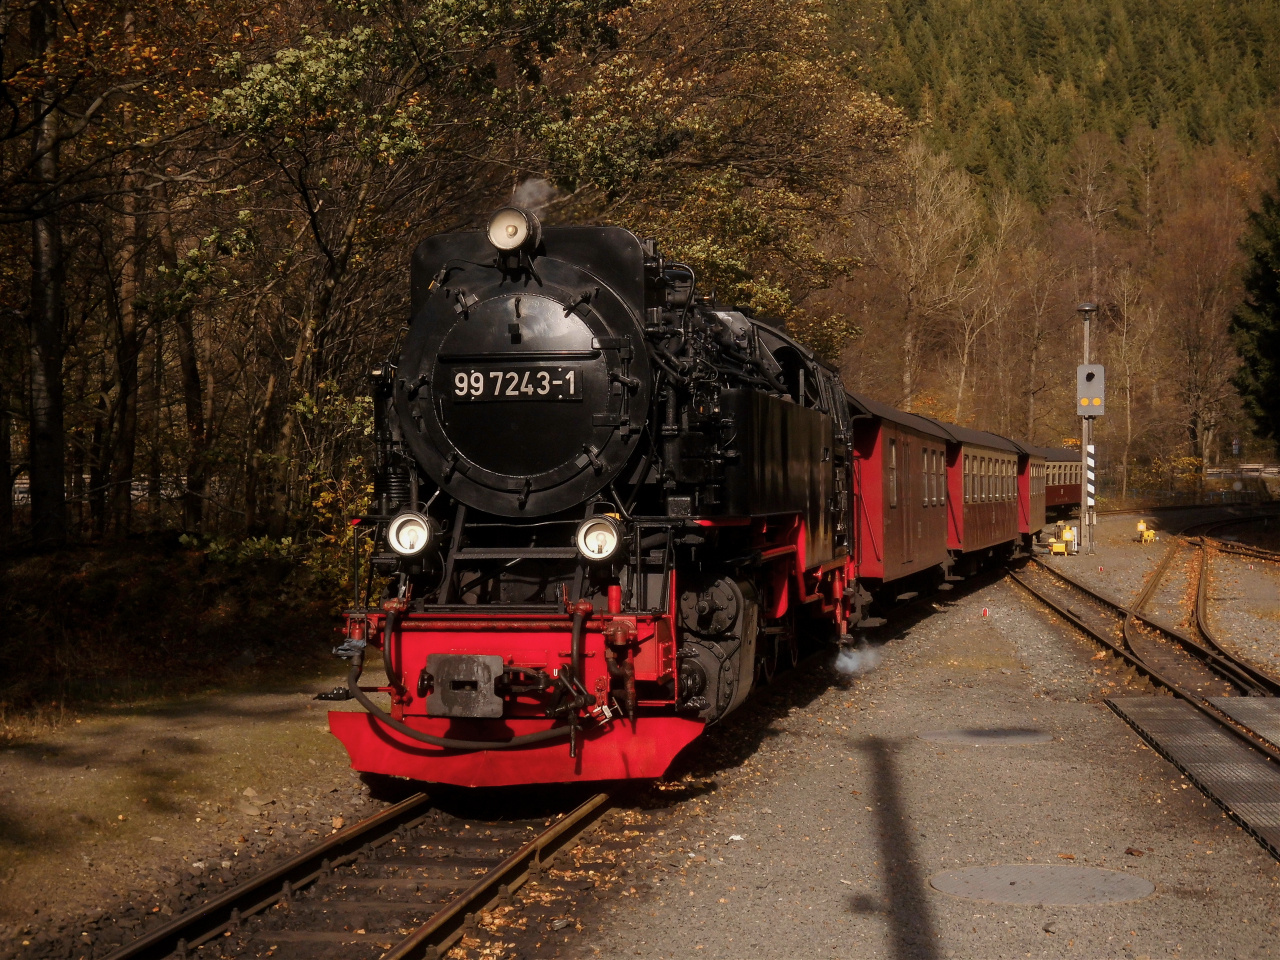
[837,0,1280,205]
[213,30,383,142]
[145,222,256,318]
[1231,177,1280,440]
[178,532,297,564]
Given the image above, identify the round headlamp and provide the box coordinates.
[387,512,435,557]
[487,206,541,252]
[575,515,622,562]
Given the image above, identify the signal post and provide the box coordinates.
[1076,303,1104,555]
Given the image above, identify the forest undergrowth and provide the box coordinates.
[0,538,343,742]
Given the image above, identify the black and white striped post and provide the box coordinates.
[1085,442,1097,545]
[1076,303,1103,556]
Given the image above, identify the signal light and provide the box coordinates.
[1077,364,1105,416]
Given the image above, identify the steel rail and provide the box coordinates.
[1126,540,1275,697]
[101,792,434,960]
[1192,538,1280,692]
[381,791,613,960]
[1207,538,1280,564]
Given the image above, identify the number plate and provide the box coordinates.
[449,365,583,402]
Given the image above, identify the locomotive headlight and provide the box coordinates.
[487,206,541,252]
[387,511,435,557]
[575,516,622,562]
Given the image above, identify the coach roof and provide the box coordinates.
[923,418,1022,454]
[1036,446,1080,462]
[847,392,954,441]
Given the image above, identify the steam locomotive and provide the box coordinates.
[325,208,1078,787]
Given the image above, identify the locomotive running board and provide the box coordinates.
[1107,696,1280,861]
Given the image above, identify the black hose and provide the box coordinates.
[344,619,572,751]
[384,606,402,690]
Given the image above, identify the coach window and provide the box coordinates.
[938,453,946,505]
[890,437,901,506]
[923,448,930,507]
[928,450,936,506]
[963,455,970,502]
[979,458,985,501]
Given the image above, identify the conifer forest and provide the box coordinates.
[5,0,1280,555]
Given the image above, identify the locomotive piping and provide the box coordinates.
[570,602,590,690]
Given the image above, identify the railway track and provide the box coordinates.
[1013,536,1280,743]
[1011,514,1280,857]
[101,790,614,960]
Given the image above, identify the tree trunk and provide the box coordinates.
[954,338,969,422]
[244,373,277,535]
[0,405,12,540]
[173,310,207,532]
[108,66,139,542]
[1025,318,1041,442]
[27,0,67,547]
[156,199,209,532]
[108,222,140,541]
[147,317,164,527]
[1121,365,1133,501]
[266,182,370,535]
[89,390,111,539]
[900,324,915,410]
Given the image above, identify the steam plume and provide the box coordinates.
[510,178,559,213]
[834,641,880,677]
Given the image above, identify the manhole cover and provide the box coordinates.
[918,728,1052,745]
[929,865,1154,905]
